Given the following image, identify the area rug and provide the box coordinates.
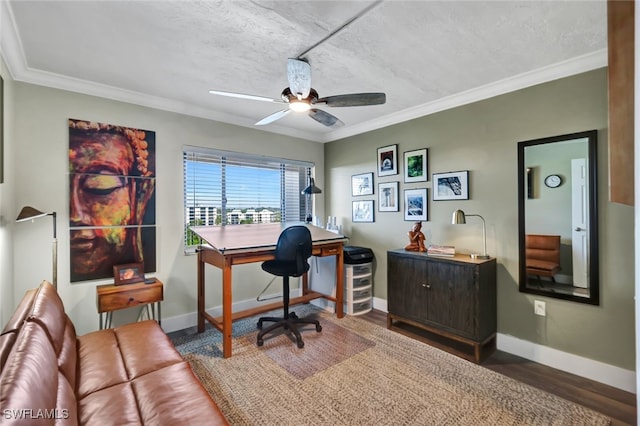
[171,306,610,425]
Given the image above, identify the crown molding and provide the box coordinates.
[322,49,608,142]
[2,1,606,144]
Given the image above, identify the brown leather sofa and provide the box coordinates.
[0,281,228,425]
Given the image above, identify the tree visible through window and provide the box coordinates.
[183,146,312,252]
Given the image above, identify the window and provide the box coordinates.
[183,146,313,252]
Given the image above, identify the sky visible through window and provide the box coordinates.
[185,161,281,209]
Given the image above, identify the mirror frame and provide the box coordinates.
[517,130,599,305]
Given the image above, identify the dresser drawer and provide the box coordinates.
[97,283,163,313]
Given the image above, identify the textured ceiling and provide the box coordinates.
[1,1,607,142]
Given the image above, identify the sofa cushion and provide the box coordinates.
[76,327,130,399]
[133,362,228,425]
[1,289,36,335]
[0,322,66,425]
[113,320,184,379]
[27,281,68,357]
[78,382,142,425]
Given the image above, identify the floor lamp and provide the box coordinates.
[16,206,57,288]
[451,209,490,260]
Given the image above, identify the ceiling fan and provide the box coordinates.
[209,58,386,128]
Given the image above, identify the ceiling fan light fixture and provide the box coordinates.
[289,100,311,112]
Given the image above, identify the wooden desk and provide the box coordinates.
[191,223,347,358]
[96,279,163,329]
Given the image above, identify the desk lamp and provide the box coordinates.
[16,206,57,287]
[451,209,489,260]
[301,170,322,223]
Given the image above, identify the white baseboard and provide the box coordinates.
[160,291,283,334]
[162,295,634,394]
[497,333,636,393]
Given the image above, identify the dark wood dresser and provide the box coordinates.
[387,249,497,363]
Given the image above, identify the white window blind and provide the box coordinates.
[183,146,312,251]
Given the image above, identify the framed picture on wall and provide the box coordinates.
[352,200,374,223]
[377,144,398,177]
[403,148,428,183]
[432,170,469,201]
[378,182,399,212]
[404,188,427,221]
[351,172,374,196]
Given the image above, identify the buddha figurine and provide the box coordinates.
[405,221,426,252]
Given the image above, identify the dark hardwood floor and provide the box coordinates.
[362,309,636,426]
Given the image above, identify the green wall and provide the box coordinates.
[325,68,635,370]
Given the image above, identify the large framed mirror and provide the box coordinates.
[517,130,599,305]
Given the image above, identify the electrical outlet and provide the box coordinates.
[534,300,546,317]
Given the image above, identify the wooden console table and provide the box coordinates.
[387,250,497,363]
[96,279,163,329]
[191,223,347,358]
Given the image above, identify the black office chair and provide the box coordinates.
[257,225,322,348]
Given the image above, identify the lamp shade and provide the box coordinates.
[302,177,322,195]
[16,206,48,222]
[451,209,489,259]
[451,209,466,225]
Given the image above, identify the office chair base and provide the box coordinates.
[256,313,322,349]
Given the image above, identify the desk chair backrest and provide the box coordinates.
[270,225,312,277]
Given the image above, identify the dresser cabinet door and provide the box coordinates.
[424,261,477,339]
[388,252,430,324]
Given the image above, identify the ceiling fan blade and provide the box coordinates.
[255,109,291,126]
[209,89,284,103]
[308,108,344,128]
[287,58,311,99]
[315,92,386,107]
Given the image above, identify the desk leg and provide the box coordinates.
[197,249,205,333]
[222,259,233,358]
[335,248,345,318]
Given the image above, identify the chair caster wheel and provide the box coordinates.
[257,338,264,347]
[296,340,304,349]
[316,324,322,332]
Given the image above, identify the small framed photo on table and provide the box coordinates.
[113,262,145,285]
[433,170,469,200]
